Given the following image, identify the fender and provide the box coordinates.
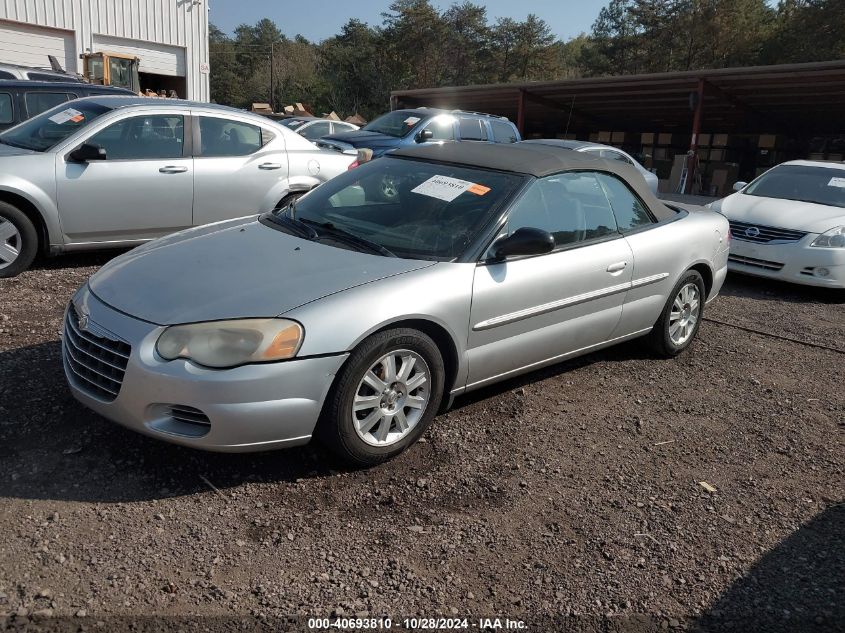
[0,179,64,251]
[260,175,323,211]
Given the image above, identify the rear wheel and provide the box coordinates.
[319,328,445,466]
[0,202,38,278]
[647,270,706,357]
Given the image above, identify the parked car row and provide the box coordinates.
[0,88,838,467]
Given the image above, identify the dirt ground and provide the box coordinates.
[0,252,842,633]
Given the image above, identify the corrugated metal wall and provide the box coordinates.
[0,0,209,100]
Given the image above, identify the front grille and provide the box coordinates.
[728,254,785,271]
[169,405,211,427]
[729,220,806,244]
[63,304,130,402]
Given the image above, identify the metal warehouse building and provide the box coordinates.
[0,0,209,100]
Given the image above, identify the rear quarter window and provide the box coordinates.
[459,118,487,141]
[490,120,518,143]
[0,93,13,124]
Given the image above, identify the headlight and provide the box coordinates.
[811,226,845,248]
[156,319,303,368]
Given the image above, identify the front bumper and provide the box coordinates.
[727,236,845,289]
[62,286,348,452]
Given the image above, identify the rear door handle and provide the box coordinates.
[606,261,628,273]
[159,166,188,174]
[259,163,283,170]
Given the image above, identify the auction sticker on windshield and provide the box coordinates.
[49,108,85,124]
[827,177,845,188]
[412,175,490,202]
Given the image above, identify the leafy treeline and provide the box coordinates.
[209,0,845,119]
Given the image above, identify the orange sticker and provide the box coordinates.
[467,184,491,196]
[70,115,85,123]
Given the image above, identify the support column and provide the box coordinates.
[685,78,705,194]
[517,89,526,137]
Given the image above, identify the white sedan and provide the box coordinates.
[708,160,845,288]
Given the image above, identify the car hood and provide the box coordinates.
[0,142,39,156]
[320,129,405,149]
[88,217,436,325]
[718,193,845,234]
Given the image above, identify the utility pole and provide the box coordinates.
[269,41,275,112]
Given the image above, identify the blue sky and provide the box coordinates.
[208,0,610,41]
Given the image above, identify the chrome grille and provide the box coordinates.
[728,254,785,271]
[729,220,806,244]
[63,304,130,402]
[169,405,211,427]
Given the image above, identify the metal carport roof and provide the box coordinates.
[391,60,845,136]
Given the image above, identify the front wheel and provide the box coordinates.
[0,202,38,278]
[318,328,445,466]
[647,270,706,357]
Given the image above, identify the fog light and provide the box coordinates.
[814,267,830,278]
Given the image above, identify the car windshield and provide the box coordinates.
[361,111,426,138]
[281,119,308,130]
[0,100,113,152]
[744,164,845,209]
[266,156,525,261]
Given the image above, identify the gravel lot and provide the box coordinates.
[0,253,842,632]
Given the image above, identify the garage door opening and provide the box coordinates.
[139,73,186,98]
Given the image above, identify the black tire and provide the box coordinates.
[318,328,445,466]
[274,190,307,211]
[0,201,38,278]
[647,270,706,357]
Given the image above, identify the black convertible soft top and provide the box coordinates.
[392,142,678,221]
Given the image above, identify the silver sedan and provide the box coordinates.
[523,139,659,194]
[0,96,354,277]
[64,143,729,465]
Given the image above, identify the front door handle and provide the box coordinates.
[259,163,283,170]
[159,166,188,174]
[606,261,628,273]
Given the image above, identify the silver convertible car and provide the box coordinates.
[0,97,353,277]
[64,144,729,465]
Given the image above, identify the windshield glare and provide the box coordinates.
[272,157,524,260]
[0,101,112,152]
[361,111,426,138]
[745,164,845,209]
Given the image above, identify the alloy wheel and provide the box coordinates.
[669,282,701,346]
[352,349,430,447]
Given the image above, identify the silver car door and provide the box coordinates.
[192,115,288,225]
[466,172,634,389]
[594,172,678,336]
[56,111,192,244]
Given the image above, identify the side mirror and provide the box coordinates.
[69,142,107,162]
[416,129,434,143]
[732,181,747,192]
[491,227,555,260]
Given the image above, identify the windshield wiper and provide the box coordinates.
[266,203,318,239]
[299,218,397,257]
